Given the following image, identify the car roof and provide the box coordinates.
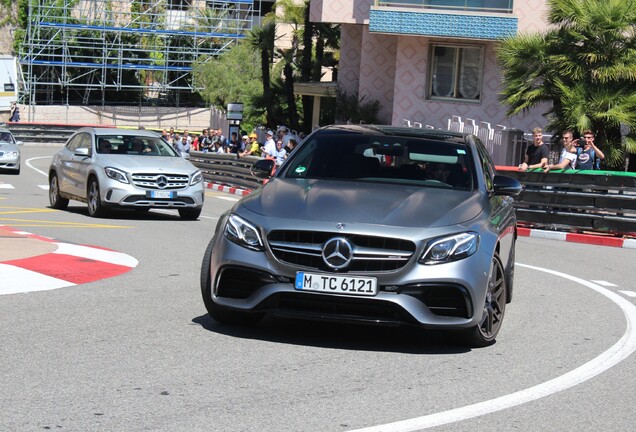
[317,124,470,145]
[0,128,13,134]
[75,127,161,138]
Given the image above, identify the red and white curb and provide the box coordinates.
[518,227,636,249]
[0,228,138,296]
[205,181,252,197]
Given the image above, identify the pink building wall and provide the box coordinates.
[313,0,552,131]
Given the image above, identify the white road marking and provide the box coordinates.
[215,196,240,202]
[0,264,75,295]
[591,280,617,287]
[349,264,636,432]
[0,184,15,189]
[25,156,50,177]
[619,290,636,298]
[53,242,138,267]
[38,185,49,190]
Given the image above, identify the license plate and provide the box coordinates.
[295,272,378,296]
[147,190,176,199]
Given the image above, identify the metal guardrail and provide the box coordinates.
[4,122,78,144]
[189,152,263,191]
[190,153,636,236]
[497,167,636,235]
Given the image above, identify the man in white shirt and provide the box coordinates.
[544,129,577,172]
[261,130,276,157]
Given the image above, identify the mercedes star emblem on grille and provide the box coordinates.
[156,175,168,189]
[322,237,353,270]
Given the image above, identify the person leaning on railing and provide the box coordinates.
[519,127,550,171]
[543,129,577,172]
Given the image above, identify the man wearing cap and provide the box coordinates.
[261,129,276,157]
[241,133,261,157]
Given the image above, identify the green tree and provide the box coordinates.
[498,0,636,170]
[193,42,264,130]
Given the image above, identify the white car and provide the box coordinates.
[0,128,22,175]
[49,127,204,219]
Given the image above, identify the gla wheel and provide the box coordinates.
[49,173,69,210]
[87,178,106,217]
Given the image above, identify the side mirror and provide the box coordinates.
[16,141,24,146]
[74,147,90,157]
[251,159,275,179]
[493,175,522,196]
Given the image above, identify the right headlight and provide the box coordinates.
[224,214,264,251]
[419,232,479,265]
[104,166,129,184]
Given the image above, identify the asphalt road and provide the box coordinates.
[1,146,635,432]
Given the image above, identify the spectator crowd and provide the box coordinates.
[159,125,303,163]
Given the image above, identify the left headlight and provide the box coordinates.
[2,151,18,158]
[190,170,203,185]
[224,214,264,251]
[420,232,479,265]
[104,166,129,184]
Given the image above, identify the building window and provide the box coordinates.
[429,45,483,101]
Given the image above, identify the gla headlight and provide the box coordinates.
[420,232,479,265]
[104,166,129,184]
[2,151,18,158]
[224,214,264,251]
[190,170,203,185]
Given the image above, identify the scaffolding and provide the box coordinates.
[20,0,259,106]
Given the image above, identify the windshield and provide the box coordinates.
[0,132,15,144]
[96,135,178,156]
[280,132,474,190]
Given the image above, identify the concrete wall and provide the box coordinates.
[16,104,224,130]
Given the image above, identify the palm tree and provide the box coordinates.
[248,22,277,127]
[498,0,636,169]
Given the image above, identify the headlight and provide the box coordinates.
[190,170,203,185]
[104,166,129,184]
[420,232,479,265]
[3,151,18,158]
[224,214,264,251]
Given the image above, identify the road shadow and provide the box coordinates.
[192,313,470,355]
[50,205,185,221]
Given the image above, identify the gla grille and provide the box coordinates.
[131,173,189,190]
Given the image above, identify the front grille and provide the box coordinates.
[258,292,417,325]
[268,230,416,272]
[131,173,189,190]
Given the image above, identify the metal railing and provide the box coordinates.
[189,152,636,237]
[497,167,636,235]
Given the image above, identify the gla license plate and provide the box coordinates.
[295,272,378,297]
[147,190,176,199]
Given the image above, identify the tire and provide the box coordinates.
[200,237,265,325]
[49,173,69,210]
[505,239,516,303]
[461,253,507,348]
[179,207,202,220]
[87,177,106,217]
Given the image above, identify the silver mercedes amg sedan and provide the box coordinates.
[201,125,522,347]
[49,127,204,219]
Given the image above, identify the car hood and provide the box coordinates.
[98,155,197,172]
[241,179,483,228]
